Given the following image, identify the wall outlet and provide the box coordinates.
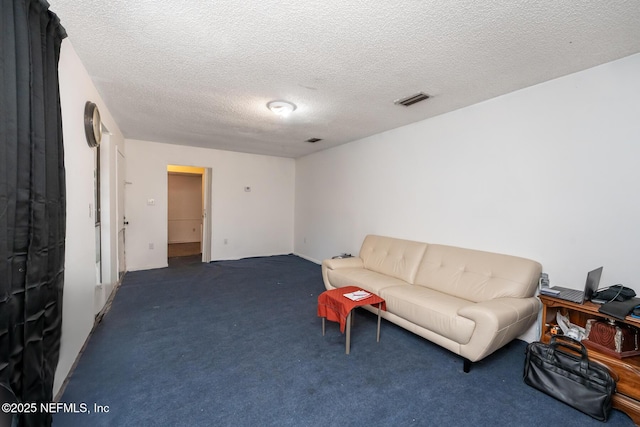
[147,198,155,206]
[223,238,228,245]
[149,243,154,250]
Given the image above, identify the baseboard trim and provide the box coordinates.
[293,252,322,265]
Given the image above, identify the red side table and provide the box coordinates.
[317,286,386,354]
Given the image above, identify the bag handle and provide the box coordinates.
[548,335,589,373]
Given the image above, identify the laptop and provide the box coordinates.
[539,267,603,304]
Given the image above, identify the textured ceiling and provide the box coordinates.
[49,0,640,158]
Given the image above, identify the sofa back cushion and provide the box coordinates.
[414,244,541,302]
[359,235,428,284]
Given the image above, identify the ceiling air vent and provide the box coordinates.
[394,92,430,107]
[306,138,322,143]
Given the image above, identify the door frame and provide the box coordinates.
[202,168,212,263]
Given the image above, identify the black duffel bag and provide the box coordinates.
[523,335,617,421]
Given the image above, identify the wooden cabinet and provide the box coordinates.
[540,295,640,425]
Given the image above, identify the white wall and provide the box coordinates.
[56,40,125,395]
[295,53,640,316]
[125,140,295,270]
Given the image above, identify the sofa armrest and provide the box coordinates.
[321,257,364,290]
[457,297,541,362]
[322,257,364,270]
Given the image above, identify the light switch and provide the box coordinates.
[147,198,155,205]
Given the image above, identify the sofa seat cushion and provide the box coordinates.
[327,268,409,295]
[380,285,476,345]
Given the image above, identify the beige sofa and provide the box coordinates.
[322,235,542,372]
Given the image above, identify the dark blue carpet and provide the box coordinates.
[54,255,634,426]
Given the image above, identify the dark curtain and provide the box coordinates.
[1,0,67,426]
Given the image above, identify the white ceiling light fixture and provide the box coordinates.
[267,100,297,117]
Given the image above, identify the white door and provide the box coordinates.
[116,148,126,280]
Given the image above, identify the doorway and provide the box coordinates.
[167,165,209,261]
[94,138,102,285]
